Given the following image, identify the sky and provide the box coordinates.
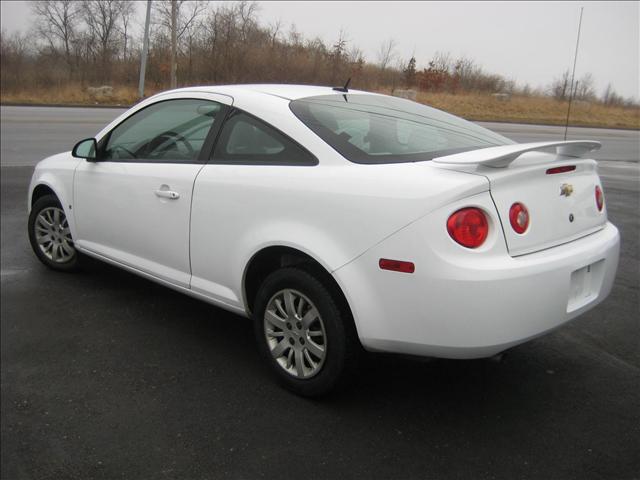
[1,0,638,99]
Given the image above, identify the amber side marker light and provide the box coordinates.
[379,258,415,274]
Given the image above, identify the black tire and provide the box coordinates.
[28,194,80,272]
[253,266,359,397]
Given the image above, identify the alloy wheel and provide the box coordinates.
[34,206,75,263]
[263,288,327,379]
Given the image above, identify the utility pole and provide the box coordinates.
[564,7,584,141]
[138,0,152,99]
[170,0,177,89]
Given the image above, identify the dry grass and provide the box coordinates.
[1,84,638,130]
[0,84,160,107]
[408,91,639,130]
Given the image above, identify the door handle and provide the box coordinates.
[154,189,180,199]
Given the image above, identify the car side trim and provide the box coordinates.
[76,244,248,317]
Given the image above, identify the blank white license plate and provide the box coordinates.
[567,260,605,312]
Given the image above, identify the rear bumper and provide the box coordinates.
[333,217,620,359]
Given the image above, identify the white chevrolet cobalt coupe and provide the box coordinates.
[28,85,620,396]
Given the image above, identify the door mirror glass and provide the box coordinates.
[72,138,97,160]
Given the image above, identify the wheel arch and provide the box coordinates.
[31,184,57,207]
[28,169,77,241]
[242,246,356,338]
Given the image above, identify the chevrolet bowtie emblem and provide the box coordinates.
[560,183,574,197]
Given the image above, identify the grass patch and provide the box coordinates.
[411,91,639,129]
[0,84,157,107]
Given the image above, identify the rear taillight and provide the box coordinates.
[595,185,604,212]
[509,202,529,234]
[447,208,489,248]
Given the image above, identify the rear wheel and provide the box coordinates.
[253,267,357,396]
[28,194,80,272]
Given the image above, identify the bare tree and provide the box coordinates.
[81,0,131,80]
[237,1,258,43]
[600,83,628,106]
[1,29,31,87]
[202,8,220,81]
[550,70,571,100]
[453,56,483,90]
[331,29,348,60]
[268,19,283,48]
[31,0,81,78]
[288,24,303,48]
[376,38,397,70]
[347,45,364,66]
[575,72,596,100]
[154,0,208,45]
[403,56,416,88]
[153,0,208,87]
[428,51,452,73]
[0,29,30,58]
[119,0,136,62]
[602,83,614,104]
[330,29,348,83]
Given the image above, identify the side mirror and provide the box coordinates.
[72,138,98,161]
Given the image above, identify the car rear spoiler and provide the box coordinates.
[432,141,601,168]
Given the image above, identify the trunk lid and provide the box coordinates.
[433,142,607,257]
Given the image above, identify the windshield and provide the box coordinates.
[289,94,514,164]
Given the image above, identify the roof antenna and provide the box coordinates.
[333,77,351,93]
[564,7,584,141]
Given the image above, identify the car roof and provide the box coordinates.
[159,84,377,101]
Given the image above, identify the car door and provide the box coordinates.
[73,96,230,288]
[190,109,318,306]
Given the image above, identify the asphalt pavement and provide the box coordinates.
[1,106,639,479]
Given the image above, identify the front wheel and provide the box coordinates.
[253,267,358,397]
[28,194,80,272]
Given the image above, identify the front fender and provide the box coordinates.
[28,153,82,240]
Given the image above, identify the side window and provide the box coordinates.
[212,111,317,165]
[102,99,222,162]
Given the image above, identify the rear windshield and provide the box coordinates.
[289,94,514,164]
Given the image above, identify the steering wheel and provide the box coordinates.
[110,144,137,159]
[147,130,195,158]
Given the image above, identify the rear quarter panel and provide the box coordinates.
[189,161,489,310]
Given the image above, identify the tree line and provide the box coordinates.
[0,0,636,108]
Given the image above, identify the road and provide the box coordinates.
[2,105,638,192]
[1,106,639,479]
